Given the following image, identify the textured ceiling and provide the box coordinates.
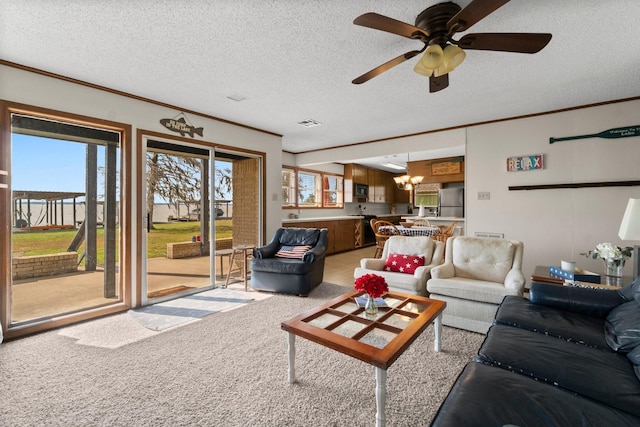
[2,1,640,169]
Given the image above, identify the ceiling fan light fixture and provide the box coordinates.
[420,44,444,69]
[413,60,433,77]
[443,44,466,72]
[433,62,449,77]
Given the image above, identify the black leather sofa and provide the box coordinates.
[430,279,640,426]
[251,227,328,296]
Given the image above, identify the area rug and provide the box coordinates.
[127,287,253,331]
[2,282,485,426]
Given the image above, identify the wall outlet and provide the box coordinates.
[477,191,490,200]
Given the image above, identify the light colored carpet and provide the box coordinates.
[128,288,254,331]
[0,283,484,426]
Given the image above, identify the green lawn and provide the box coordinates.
[12,220,233,262]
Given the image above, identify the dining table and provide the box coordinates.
[381,225,442,237]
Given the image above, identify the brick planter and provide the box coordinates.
[12,252,78,280]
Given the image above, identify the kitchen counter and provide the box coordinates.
[282,215,364,223]
[401,216,465,222]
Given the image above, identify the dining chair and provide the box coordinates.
[371,219,400,259]
[432,221,457,255]
[413,218,431,227]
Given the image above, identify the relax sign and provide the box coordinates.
[507,154,544,172]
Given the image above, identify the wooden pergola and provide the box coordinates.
[12,190,85,230]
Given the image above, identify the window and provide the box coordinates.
[281,168,296,207]
[282,167,343,208]
[298,171,321,207]
[322,175,343,207]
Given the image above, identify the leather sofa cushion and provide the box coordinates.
[629,345,640,365]
[605,301,640,353]
[430,362,640,427]
[494,295,610,350]
[451,237,514,283]
[251,257,314,275]
[476,324,640,417]
[618,276,640,303]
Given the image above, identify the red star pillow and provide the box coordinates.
[383,253,426,274]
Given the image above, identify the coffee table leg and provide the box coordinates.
[286,332,296,383]
[375,367,387,427]
[434,313,442,352]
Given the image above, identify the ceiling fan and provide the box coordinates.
[352,0,552,92]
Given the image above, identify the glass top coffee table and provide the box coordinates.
[281,290,446,427]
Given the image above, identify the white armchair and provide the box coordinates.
[427,236,525,334]
[354,235,444,296]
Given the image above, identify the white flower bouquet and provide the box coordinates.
[582,242,633,267]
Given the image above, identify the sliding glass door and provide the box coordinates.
[143,139,215,300]
[8,114,122,324]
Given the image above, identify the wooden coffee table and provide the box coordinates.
[281,290,446,427]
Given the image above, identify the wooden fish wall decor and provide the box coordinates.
[549,125,640,144]
[160,116,204,138]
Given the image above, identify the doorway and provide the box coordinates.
[7,114,123,324]
[141,137,263,302]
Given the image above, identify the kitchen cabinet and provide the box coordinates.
[353,164,367,184]
[334,220,357,253]
[282,218,358,255]
[344,163,406,203]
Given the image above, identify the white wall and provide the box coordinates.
[287,98,640,282]
[1,64,283,241]
[466,100,640,280]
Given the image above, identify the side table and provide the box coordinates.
[214,249,234,279]
[530,265,628,290]
[224,245,255,291]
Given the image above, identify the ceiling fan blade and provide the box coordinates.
[352,50,422,84]
[447,0,510,33]
[354,12,429,40]
[430,74,449,93]
[458,33,552,53]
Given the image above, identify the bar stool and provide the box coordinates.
[224,244,255,291]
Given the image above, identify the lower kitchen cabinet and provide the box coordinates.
[282,219,358,255]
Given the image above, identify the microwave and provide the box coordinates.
[354,183,369,198]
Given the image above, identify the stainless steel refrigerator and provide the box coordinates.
[438,188,464,217]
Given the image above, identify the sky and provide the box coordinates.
[11,134,232,201]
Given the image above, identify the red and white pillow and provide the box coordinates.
[275,245,312,259]
[383,253,425,274]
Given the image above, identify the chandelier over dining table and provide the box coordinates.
[393,153,423,190]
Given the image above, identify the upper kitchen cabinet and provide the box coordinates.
[345,164,398,203]
[354,164,367,184]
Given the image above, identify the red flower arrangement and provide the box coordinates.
[354,273,389,298]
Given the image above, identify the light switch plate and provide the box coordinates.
[477,191,490,200]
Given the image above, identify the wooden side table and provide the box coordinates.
[224,245,255,291]
[214,249,234,278]
[531,265,628,290]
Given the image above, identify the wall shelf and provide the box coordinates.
[509,180,640,191]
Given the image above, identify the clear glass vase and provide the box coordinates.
[365,294,378,315]
[604,260,625,277]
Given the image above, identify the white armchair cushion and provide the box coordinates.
[451,237,515,283]
[354,236,444,296]
[427,236,525,333]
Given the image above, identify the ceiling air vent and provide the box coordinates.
[297,119,322,128]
